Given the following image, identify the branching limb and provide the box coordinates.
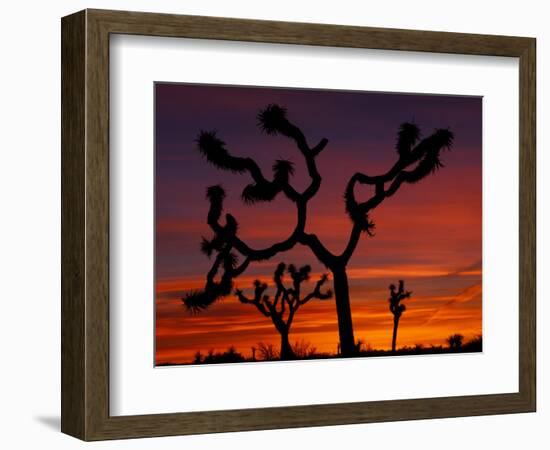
[341,124,454,265]
[197,130,300,204]
[206,186,307,262]
[257,104,328,201]
[300,273,333,305]
[236,280,271,317]
[298,232,335,267]
[183,248,238,313]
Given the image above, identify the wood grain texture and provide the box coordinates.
[518,39,536,409]
[61,8,537,441]
[61,10,86,439]
[85,10,111,439]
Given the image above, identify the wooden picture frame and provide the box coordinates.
[61,9,536,441]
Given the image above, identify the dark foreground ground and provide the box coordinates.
[157,336,482,366]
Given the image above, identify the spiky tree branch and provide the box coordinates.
[340,125,454,264]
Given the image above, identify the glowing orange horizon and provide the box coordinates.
[155,268,482,364]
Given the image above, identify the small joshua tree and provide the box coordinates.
[389,280,412,353]
[235,263,332,360]
[182,103,453,356]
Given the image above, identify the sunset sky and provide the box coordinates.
[155,83,482,365]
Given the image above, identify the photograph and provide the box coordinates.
[154,83,483,366]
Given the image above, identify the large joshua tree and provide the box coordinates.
[235,263,332,360]
[182,104,453,357]
[388,280,412,353]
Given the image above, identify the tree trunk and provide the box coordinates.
[331,266,356,357]
[391,317,399,353]
[280,331,295,360]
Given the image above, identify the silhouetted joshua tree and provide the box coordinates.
[388,280,412,353]
[182,104,453,357]
[447,333,464,350]
[235,263,332,360]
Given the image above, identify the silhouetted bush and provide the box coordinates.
[447,333,464,350]
[291,339,317,358]
[256,342,279,361]
[462,335,482,352]
[195,346,246,364]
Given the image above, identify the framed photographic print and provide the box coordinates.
[61,9,536,441]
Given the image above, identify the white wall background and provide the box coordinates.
[0,1,546,448]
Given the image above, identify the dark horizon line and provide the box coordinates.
[156,342,483,367]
